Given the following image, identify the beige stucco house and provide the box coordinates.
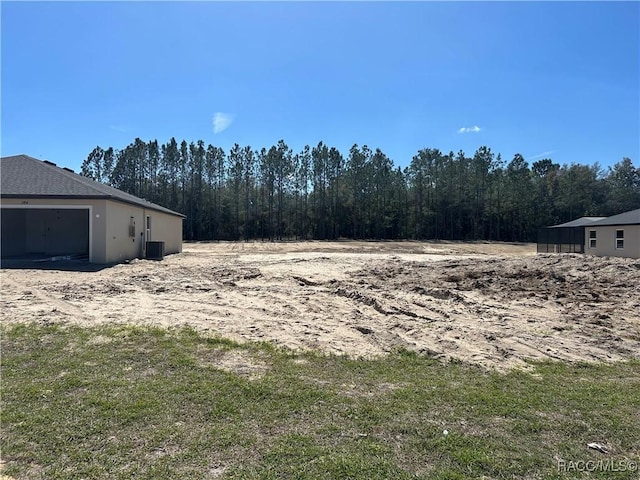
[584,208,640,259]
[1,154,184,264]
[537,216,606,254]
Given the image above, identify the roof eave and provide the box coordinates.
[1,194,186,218]
[590,222,640,227]
[1,194,109,200]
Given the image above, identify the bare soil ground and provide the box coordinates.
[2,241,639,369]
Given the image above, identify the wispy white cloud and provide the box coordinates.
[458,125,481,134]
[108,125,128,133]
[528,150,556,161]
[213,112,235,134]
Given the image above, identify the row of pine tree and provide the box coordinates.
[80,138,639,242]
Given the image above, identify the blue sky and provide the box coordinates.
[2,1,638,173]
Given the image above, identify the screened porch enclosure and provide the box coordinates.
[536,226,585,254]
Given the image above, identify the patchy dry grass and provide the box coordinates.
[1,323,639,479]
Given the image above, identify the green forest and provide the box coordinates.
[80,138,640,242]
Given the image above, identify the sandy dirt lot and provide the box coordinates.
[2,241,639,370]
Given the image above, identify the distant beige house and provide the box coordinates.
[537,216,606,254]
[1,154,184,264]
[584,209,640,259]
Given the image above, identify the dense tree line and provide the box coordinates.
[81,138,640,242]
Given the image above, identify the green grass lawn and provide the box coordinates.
[1,322,639,479]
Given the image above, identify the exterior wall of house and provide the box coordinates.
[104,200,145,263]
[585,225,640,259]
[147,210,183,255]
[105,201,183,263]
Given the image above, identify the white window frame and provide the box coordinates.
[588,230,596,249]
[615,229,624,250]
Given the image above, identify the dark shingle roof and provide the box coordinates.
[548,217,606,228]
[1,154,184,217]
[589,209,640,227]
